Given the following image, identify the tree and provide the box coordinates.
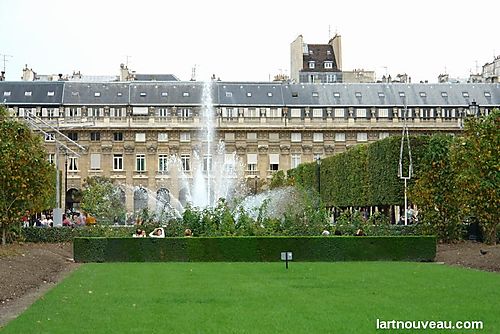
[411,135,462,242]
[80,176,126,224]
[451,109,500,244]
[269,170,293,189]
[0,106,56,245]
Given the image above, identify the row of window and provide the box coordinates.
[52,153,306,173]
[49,131,386,143]
[308,61,334,69]
[5,90,492,99]
[17,106,478,120]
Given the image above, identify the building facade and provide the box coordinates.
[482,56,500,83]
[1,81,499,212]
[290,35,343,83]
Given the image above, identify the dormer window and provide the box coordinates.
[441,92,448,98]
[462,92,469,98]
[292,92,299,98]
[182,92,189,97]
[267,92,273,97]
[94,92,101,97]
[140,92,147,97]
[161,92,168,97]
[324,61,333,69]
[399,92,405,97]
[3,91,11,96]
[333,92,340,98]
[308,61,315,69]
[355,92,362,98]
[419,92,427,97]
[226,92,232,97]
[24,91,32,96]
[484,92,491,97]
[312,92,319,97]
[246,92,252,97]
[47,91,55,97]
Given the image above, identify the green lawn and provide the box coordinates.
[2,262,499,333]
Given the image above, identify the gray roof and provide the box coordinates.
[129,82,209,106]
[63,82,129,105]
[1,81,499,107]
[133,74,179,81]
[0,81,64,105]
[281,83,499,107]
[216,83,284,106]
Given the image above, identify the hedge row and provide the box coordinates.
[73,236,437,263]
[293,136,434,207]
[22,226,139,242]
[21,224,428,243]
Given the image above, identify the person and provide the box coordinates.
[71,213,79,226]
[406,206,415,224]
[132,228,146,238]
[40,214,48,227]
[47,215,54,227]
[80,212,87,226]
[321,229,330,236]
[184,229,192,237]
[62,214,72,227]
[149,227,165,238]
[22,210,30,227]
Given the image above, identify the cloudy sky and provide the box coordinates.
[1,0,498,82]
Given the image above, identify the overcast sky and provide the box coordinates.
[1,0,498,83]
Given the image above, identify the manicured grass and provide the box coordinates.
[2,262,499,333]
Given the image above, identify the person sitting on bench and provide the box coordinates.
[149,227,165,238]
[132,228,146,237]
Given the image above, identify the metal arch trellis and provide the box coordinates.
[22,110,86,225]
[398,100,413,226]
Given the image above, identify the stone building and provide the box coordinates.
[290,34,343,83]
[290,35,378,83]
[482,55,500,83]
[1,80,498,213]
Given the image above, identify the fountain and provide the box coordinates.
[123,80,248,220]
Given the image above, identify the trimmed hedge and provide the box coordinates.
[22,226,139,242]
[73,236,436,263]
[293,135,434,207]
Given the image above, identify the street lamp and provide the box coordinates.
[468,100,480,117]
[316,156,321,194]
[461,100,480,129]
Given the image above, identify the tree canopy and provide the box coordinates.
[451,109,500,244]
[0,106,56,244]
[80,176,126,224]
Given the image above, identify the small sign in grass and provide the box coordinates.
[2,262,499,333]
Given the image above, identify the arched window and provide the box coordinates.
[133,187,148,212]
[156,188,170,211]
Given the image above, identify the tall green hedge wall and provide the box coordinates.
[295,136,432,207]
[73,236,436,263]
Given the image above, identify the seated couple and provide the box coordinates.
[132,227,165,238]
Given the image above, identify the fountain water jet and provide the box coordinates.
[121,80,247,219]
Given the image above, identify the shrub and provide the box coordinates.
[74,236,437,263]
